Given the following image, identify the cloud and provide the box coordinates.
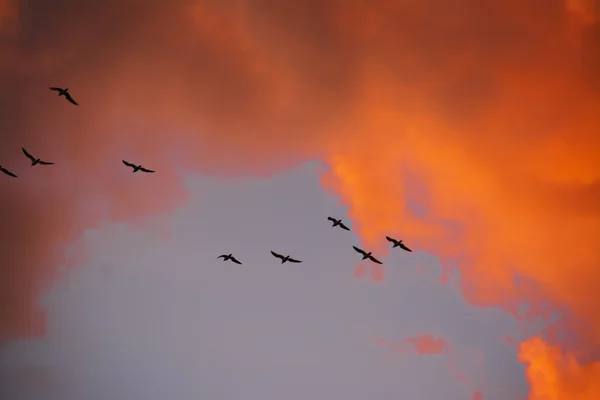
[0,1,598,398]
[376,333,479,387]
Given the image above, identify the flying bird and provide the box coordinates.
[22,147,54,166]
[386,236,412,252]
[49,87,78,105]
[0,165,17,177]
[270,251,302,264]
[327,217,350,231]
[352,245,383,264]
[122,160,154,173]
[217,254,242,265]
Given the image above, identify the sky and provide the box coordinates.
[0,0,599,399]
[1,166,526,399]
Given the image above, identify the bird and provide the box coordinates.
[49,87,78,105]
[386,236,412,252]
[122,160,154,173]
[352,245,383,264]
[270,251,302,264]
[327,217,350,231]
[22,147,54,166]
[0,165,17,177]
[217,254,242,265]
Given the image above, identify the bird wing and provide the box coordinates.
[339,222,350,231]
[122,160,135,168]
[38,160,54,165]
[399,243,412,252]
[139,167,155,173]
[230,256,242,265]
[368,255,383,264]
[287,258,302,263]
[49,87,62,91]
[0,167,17,177]
[217,255,226,259]
[352,246,367,256]
[327,217,335,222]
[22,147,36,161]
[271,251,284,260]
[65,93,78,105]
[385,236,397,243]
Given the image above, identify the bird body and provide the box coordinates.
[385,236,412,252]
[270,251,302,264]
[49,87,78,105]
[22,147,54,166]
[327,216,350,231]
[122,160,154,173]
[0,165,17,177]
[352,245,383,264]
[217,253,242,265]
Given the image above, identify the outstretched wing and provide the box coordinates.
[352,246,367,256]
[0,167,17,177]
[122,160,135,168]
[65,93,78,105]
[368,255,383,264]
[38,160,54,165]
[22,147,36,161]
[217,255,226,259]
[338,222,350,231]
[399,243,412,252]
[139,167,155,173]
[385,236,397,243]
[327,216,336,222]
[287,258,302,263]
[230,256,242,265]
[49,87,62,92]
[271,251,284,260]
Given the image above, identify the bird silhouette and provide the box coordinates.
[22,147,54,166]
[327,217,350,231]
[352,245,383,264]
[386,236,412,252]
[217,254,242,265]
[49,87,78,105]
[122,160,154,173]
[0,165,17,177]
[270,251,302,264]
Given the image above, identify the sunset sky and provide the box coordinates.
[0,1,599,400]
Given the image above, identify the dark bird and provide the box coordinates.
[270,251,302,264]
[352,245,383,264]
[49,87,78,105]
[327,217,350,231]
[0,165,17,177]
[386,236,412,252]
[122,160,154,173]
[217,253,242,265]
[22,147,54,166]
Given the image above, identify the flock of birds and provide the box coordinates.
[0,87,156,178]
[2,86,414,266]
[224,223,413,266]
[221,216,412,265]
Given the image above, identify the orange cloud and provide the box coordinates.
[376,334,476,385]
[406,334,448,356]
[0,1,598,398]
[519,337,600,399]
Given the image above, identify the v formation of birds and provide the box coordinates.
[3,87,413,266]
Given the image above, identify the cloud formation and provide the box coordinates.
[0,1,598,398]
